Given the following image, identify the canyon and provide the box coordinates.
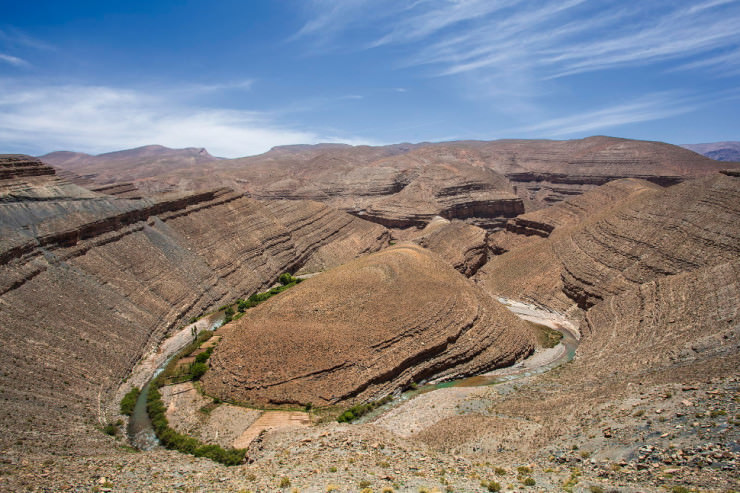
[0,137,738,492]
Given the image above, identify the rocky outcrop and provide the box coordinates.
[203,244,534,406]
[416,220,488,276]
[0,156,389,456]
[0,155,56,181]
[490,179,661,253]
[349,164,523,229]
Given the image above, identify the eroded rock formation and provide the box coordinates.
[203,244,534,406]
[0,155,388,455]
[44,136,736,231]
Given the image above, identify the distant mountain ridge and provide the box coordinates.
[681,141,740,162]
[39,145,222,188]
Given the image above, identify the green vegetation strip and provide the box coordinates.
[337,395,393,423]
[145,332,245,465]
[529,321,563,348]
[120,387,140,416]
[235,273,302,318]
[146,384,246,465]
[142,273,305,465]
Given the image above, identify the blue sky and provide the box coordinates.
[1,0,739,157]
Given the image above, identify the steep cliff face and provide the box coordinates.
[203,244,534,407]
[416,220,489,276]
[348,164,523,229]
[0,155,388,455]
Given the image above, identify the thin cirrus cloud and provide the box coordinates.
[0,53,29,67]
[295,0,740,79]
[0,81,346,158]
[515,93,699,136]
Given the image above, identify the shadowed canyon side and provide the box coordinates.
[203,244,534,407]
[0,155,388,456]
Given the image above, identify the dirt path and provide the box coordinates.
[233,411,311,449]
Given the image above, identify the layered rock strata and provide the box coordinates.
[203,244,534,406]
[416,220,488,276]
[0,155,389,456]
[46,137,735,230]
[477,173,740,311]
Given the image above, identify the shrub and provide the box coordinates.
[522,477,535,486]
[589,486,604,493]
[336,395,393,423]
[486,481,501,492]
[279,476,291,488]
[190,362,208,380]
[279,273,296,285]
[120,387,140,416]
[494,467,506,476]
[103,423,118,436]
[517,466,532,475]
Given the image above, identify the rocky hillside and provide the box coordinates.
[0,155,388,457]
[2,150,738,492]
[203,244,534,407]
[43,136,737,231]
[40,145,222,192]
[477,173,739,310]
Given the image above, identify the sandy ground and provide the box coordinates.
[233,411,311,449]
[162,382,262,449]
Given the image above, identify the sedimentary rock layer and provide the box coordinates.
[45,137,735,230]
[477,173,740,311]
[416,220,488,276]
[203,244,534,406]
[0,155,388,455]
[489,178,661,253]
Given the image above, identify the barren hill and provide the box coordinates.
[40,145,222,190]
[203,244,534,407]
[477,173,740,311]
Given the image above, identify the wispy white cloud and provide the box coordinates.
[515,92,699,136]
[294,0,740,79]
[0,80,375,157]
[0,53,29,67]
[0,27,55,51]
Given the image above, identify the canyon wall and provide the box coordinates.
[0,155,388,456]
